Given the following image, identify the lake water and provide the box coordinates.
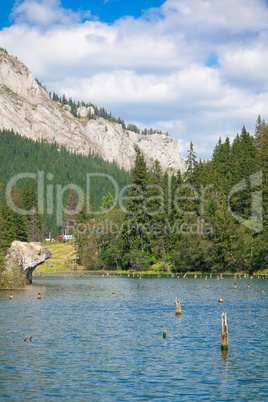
[0,274,267,401]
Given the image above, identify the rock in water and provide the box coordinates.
[5,241,51,283]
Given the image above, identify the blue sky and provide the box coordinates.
[0,0,268,159]
[0,1,166,27]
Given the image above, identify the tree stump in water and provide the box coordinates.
[175,298,182,315]
[221,312,228,351]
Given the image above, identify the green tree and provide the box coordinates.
[121,148,149,253]
[101,192,115,211]
[184,141,197,183]
[21,183,43,242]
[63,186,78,233]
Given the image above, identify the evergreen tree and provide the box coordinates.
[121,148,150,257]
[184,141,197,183]
[21,183,43,242]
[63,186,78,233]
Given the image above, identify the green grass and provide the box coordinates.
[36,241,79,273]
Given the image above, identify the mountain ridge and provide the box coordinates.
[0,50,185,173]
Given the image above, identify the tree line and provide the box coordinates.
[49,92,170,136]
[1,115,268,274]
[73,116,268,273]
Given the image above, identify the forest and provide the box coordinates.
[72,116,268,273]
[0,129,130,262]
[0,115,268,274]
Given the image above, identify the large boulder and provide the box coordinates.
[5,241,51,283]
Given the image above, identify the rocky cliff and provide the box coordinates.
[0,50,185,172]
[5,241,51,283]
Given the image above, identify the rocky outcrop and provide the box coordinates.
[5,241,51,283]
[0,50,185,172]
[77,106,94,117]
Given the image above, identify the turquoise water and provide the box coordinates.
[0,275,267,401]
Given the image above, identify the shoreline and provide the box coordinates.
[33,268,268,277]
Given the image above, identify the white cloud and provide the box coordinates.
[1,0,268,159]
[10,0,88,27]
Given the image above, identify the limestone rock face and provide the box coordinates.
[5,241,51,283]
[84,119,184,172]
[0,50,185,173]
[77,106,94,117]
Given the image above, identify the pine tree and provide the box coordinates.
[255,115,267,155]
[259,125,268,232]
[0,199,27,250]
[63,186,78,233]
[21,183,43,242]
[121,148,149,254]
[184,141,197,183]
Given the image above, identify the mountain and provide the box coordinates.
[0,49,185,173]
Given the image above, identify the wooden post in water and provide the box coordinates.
[221,312,228,350]
[175,298,182,315]
[163,327,167,339]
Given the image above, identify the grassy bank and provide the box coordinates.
[36,241,268,277]
[36,241,79,273]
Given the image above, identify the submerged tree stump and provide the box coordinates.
[175,298,182,315]
[221,312,228,350]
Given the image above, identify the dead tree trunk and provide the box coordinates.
[221,312,228,350]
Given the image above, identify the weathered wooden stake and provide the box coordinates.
[163,327,167,339]
[175,298,182,315]
[9,293,13,300]
[37,293,41,299]
[221,312,228,350]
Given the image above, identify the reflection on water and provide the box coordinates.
[221,350,228,367]
[0,275,267,401]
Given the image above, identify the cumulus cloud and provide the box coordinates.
[1,0,268,158]
[10,0,91,27]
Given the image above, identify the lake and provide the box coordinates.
[0,274,267,401]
